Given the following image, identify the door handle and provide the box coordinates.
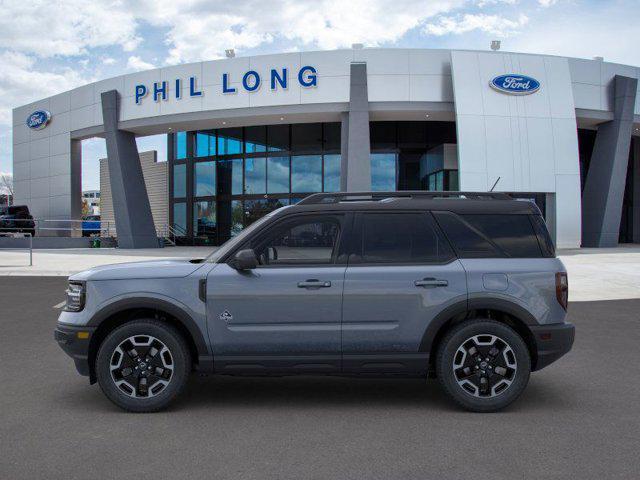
[297,279,332,289]
[414,278,448,288]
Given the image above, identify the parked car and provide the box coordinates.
[0,205,35,236]
[82,215,101,237]
[55,191,574,413]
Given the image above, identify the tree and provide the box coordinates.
[0,173,12,207]
[82,199,91,217]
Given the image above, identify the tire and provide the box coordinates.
[436,319,531,412]
[96,319,191,412]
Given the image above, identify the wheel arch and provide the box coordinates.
[86,298,211,384]
[421,298,539,373]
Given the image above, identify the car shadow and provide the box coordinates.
[52,372,576,414]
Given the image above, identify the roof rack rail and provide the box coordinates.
[297,191,512,205]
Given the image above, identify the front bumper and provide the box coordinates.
[530,322,575,371]
[54,323,96,377]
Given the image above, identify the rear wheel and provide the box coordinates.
[436,319,530,412]
[96,320,191,412]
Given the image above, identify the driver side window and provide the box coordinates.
[252,216,341,266]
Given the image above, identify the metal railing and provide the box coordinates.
[0,230,33,266]
[0,218,116,237]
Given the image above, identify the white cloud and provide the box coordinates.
[538,0,558,6]
[134,0,466,64]
[126,55,156,72]
[424,13,529,36]
[0,0,141,58]
[0,51,86,124]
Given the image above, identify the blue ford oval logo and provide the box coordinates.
[26,110,52,130]
[490,74,540,95]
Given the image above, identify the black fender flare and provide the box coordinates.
[419,296,538,354]
[87,297,210,357]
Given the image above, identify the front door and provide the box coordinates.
[206,213,347,374]
[341,212,467,374]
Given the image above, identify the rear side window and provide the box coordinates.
[530,214,555,257]
[354,213,454,264]
[433,212,544,258]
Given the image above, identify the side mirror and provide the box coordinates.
[231,249,258,270]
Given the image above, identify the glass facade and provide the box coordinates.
[369,121,458,191]
[169,123,341,244]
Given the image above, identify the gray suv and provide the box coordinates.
[55,192,574,413]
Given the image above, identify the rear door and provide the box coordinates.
[341,211,467,375]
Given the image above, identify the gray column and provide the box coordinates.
[340,62,371,192]
[581,75,638,247]
[633,138,640,243]
[101,90,159,248]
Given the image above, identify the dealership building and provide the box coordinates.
[11,48,640,248]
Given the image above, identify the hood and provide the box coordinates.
[69,258,206,281]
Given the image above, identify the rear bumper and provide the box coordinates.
[530,322,575,371]
[54,323,96,377]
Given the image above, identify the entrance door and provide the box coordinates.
[206,213,347,374]
[341,212,467,375]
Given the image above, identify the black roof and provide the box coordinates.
[282,192,541,216]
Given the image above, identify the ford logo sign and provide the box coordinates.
[490,74,540,95]
[26,110,52,130]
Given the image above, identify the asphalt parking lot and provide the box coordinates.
[1,277,639,479]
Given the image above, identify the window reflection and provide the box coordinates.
[193,201,216,238]
[244,157,266,194]
[218,128,243,155]
[195,131,215,157]
[194,161,216,197]
[292,155,322,193]
[218,159,243,195]
[245,126,267,153]
[173,202,187,234]
[371,153,397,191]
[323,154,340,192]
[267,156,290,193]
[175,132,187,159]
[173,163,186,197]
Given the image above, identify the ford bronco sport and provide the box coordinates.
[55,191,574,413]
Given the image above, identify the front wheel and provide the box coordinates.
[436,319,531,412]
[96,320,191,412]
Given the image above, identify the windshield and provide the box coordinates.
[205,207,290,263]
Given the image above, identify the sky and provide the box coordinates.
[1,0,639,192]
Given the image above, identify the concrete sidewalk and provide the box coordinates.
[0,245,639,301]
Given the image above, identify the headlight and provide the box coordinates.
[64,282,86,312]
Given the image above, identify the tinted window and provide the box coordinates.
[461,215,542,258]
[245,126,267,153]
[432,212,500,258]
[530,214,555,257]
[291,123,322,152]
[434,212,543,258]
[357,213,453,264]
[253,217,341,265]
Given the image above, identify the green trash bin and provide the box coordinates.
[91,238,101,248]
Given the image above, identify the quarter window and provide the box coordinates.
[356,213,453,264]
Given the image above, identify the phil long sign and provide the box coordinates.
[490,74,540,95]
[135,65,318,105]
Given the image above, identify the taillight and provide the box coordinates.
[555,272,568,311]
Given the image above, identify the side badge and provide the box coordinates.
[219,310,233,323]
